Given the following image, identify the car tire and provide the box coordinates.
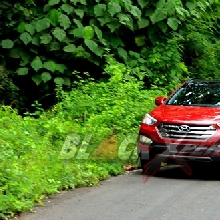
[140,159,149,171]
[140,157,161,176]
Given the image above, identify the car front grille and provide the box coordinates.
[157,123,216,140]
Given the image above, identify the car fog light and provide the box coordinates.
[214,145,220,155]
[139,135,152,145]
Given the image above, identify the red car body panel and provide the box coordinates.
[151,105,220,124]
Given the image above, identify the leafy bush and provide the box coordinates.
[0,57,168,219]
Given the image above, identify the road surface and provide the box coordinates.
[18,164,220,220]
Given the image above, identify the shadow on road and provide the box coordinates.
[133,163,220,181]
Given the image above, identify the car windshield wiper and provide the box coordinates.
[166,103,218,107]
[187,104,217,107]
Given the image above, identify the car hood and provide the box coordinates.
[151,105,220,125]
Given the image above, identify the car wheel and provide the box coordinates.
[140,159,149,171]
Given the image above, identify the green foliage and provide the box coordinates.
[1,39,14,49]
[0,0,219,110]
[0,66,20,107]
[17,67,29,76]
[183,18,220,79]
[0,58,167,219]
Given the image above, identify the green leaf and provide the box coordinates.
[70,0,77,4]
[31,57,43,72]
[48,0,60,6]
[129,60,138,68]
[54,77,65,85]
[94,4,106,16]
[30,47,38,54]
[117,47,127,60]
[107,20,120,32]
[156,0,166,9]
[32,36,40,46]
[41,72,52,83]
[75,9,84,18]
[74,46,85,57]
[9,48,20,58]
[44,4,52,12]
[167,17,179,31]
[17,22,26,33]
[110,37,124,48]
[20,60,29,67]
[80,0,86,5]
[44,61,56,72]
[158,21,168,33]
[73,19,83,27]
[32,75,42,85]
[166,1,176,15]
[61,4,74,14]
[25,24,35,35]
[69,27,83,38]
[56,64,67,73]
[50,42,61,51]
[63,77,71,85]
[35,18,50,32]
[175,6,185,17]
[84,39,103,57]
[52,27,66,42]
[63,44,76,52]
[20,32,32,45]
[129,51,140,58]
[117,14,133,29]
[83,26,94,39]
[40,34,52,44]
[98,15,112,26]
[59,14,71,30]
[48,9,60,26]
[94,26,102,41]
[137,0,148,8]
[130,6,141,18]
[150,9,167,24]
[19,51,30,62]
[118,13,130,23]
[186,2,196,10]
[138,18,149,29]
[135,36,145,46]
[108,2,121,16]
[70,0,86,5]
[1,39,14,49]
[17,67,28,75]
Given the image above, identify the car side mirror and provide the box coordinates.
[155,96,166,106]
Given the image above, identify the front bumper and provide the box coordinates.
[138,143,220,162]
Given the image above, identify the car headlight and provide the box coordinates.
[142,114,157,125]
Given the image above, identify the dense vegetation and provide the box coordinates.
[0,57,166,219]
[0,0,219,218]
[0,0,219,109]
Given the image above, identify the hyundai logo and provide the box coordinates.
[178,125,191,132]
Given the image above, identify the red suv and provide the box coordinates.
[137,79,220,174]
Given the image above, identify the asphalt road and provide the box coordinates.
[18,164,220,220]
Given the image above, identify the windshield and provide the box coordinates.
[166,82,220,107]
